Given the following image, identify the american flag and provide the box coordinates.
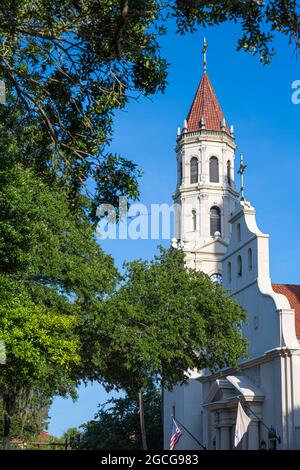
[169,418,182,450]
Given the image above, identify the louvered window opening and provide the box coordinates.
[192,210,197,231]
[190,157,198,184]
[210,207,221,236]
[237,255,242,277]
[179,160,183,184]
[227,160,231,186]
[209,157,219,183]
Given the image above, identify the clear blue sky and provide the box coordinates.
[48,22,300,437]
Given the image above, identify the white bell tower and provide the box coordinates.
[164,41,240,450]
[173,40,239,281]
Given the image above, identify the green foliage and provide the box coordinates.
[91,247,248,395]
[79,384,162,450]
[63,427,80,440]
[63,427,81,449]
[0,146,118,318]
[0,142,119,445]
[0,276,79,448]
[0,279,80,392]
[173,0,299,65]
[0,393,51,443]
[0,2,298,214]
[0,1,168,213]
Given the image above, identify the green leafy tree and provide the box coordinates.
[173,0,299,64]
[79,384,162,450]
[90,247,248,449]
[0,392,51,446]
[63,427,81,450]
[0,1,167,213]
[0,2,298,213]
[0,139,119,448]
[0,277,80,449]
[0,130,118,355]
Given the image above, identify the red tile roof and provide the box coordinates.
[187,72,230,134]
[38,432,51,441]
[272,284,300,340]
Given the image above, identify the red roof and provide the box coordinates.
[272,284,300,340]
[187,72,230,134]
[38,431,51,441]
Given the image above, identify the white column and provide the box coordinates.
[219,410,233,450]
[248,420,260,450]
[242,432,248,450]
[182,150,186,186]
[181,196,185,242]
[222,146,227,185]
[215,428,220,450]
[198,147,203,183]
[197,195,201,238]
[220,426,231,450]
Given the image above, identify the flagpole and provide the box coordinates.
[171,415,207,450]
[237,397,281,443]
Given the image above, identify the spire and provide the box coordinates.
[186,73,230,134]
[186,41,231,135]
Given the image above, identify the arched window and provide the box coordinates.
[237,223,241,242]
[210,206,221,236]
[227,160,231,186]
[179,160,183,184]
[237,255,242,277]
[192,210,197,231]
[209,157,219,183]
[248,248,253,271]
[228,262,232,283]
[190,157,198,184]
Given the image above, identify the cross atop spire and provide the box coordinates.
[202,37,208,74]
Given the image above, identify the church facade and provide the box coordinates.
[163,55,300,450]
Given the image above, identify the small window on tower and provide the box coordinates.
[192,210,197,231]
[248,248,253,271]
[237,255,242,277]
[209,157,219,183]
[190,157,198,184]
[179,160,183,184]
[210,206,221,236]
[227,160,231,186]
[228,262,232,283]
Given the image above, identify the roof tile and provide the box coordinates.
[272,284,300,340]
[187,73,230,134]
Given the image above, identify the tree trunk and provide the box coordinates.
[138,389,148,450]
[3,393,16,450]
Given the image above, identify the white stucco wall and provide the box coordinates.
[164,377,203,450]
[164,127,239,450]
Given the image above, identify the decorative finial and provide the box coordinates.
[237,153,247,201]
[171,237,178,249]
[202,37,208,73]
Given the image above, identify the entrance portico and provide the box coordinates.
[202,375,264,450]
